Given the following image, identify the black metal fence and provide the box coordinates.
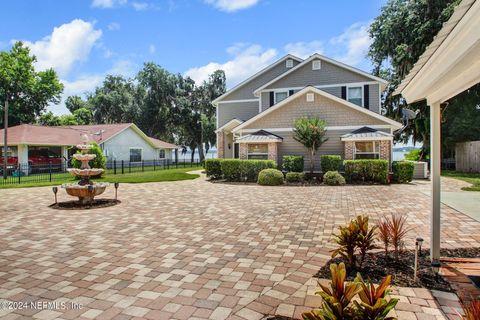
[0,159,202,185]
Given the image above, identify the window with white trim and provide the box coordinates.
[286,59,293,68]
[159,149,166,159]
[312,60,321,70]
[247,144,268,160]
[347,86,363,106]
[130,148,142,162]
[354,141,380,159]
[274,91,288,104]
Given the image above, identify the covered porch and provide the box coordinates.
[341,126,393,163]
[235,130,282,162]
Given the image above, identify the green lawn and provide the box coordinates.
[442,170,480,191]
[0,167,201,189]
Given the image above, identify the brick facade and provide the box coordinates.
[239,143,248,160]
[379,140,391,163]
[344,141,355,160]
[268,142,278,162]
[217,131,225,158]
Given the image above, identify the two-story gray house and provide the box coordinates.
[213,53,402,171]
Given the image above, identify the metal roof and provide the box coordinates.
[341,127,393,141]
[235,130,283,143]
[395,0,476,96]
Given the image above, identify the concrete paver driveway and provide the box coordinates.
[1,175,479,319]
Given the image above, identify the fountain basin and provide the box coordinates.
[67,168,104,177]
[73,154,96,161]
[62,183,110,203]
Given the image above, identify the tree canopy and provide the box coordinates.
[293,116,328,174]
[0,41,63,127]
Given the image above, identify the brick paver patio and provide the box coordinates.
[0,174,479,319]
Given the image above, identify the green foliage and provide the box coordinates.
[368,0,462,156]
[283,155,304,172]
[257,169,284,186]
[356,216,378,268]
[321,155,342,172]
[204,159,222,179]
[387,214,409,262]
[71,142,106,174]
[323,171,346,186]
[0,41,63,127]
[285,172,305,183]
[37,107,94,126]
[65,95,89,113]
[404,149,423,161]
[293,116,328,174]
[220,159,276,182]
[392,161,414,183]
[302,263,398,320]
[343,160,389,184]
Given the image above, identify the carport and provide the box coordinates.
[395,0,480,261]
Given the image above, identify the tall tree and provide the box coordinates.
[293,116,328,174]
[0,41,63,127]
[368,0,461,159]
[65,95,88,113]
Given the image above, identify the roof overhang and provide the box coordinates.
[216,119,243,133]
[395,0,480,104]
[235,130,283,143]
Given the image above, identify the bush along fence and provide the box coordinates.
[0,158,202,185]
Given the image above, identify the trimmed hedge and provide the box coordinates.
[323,171,346,186]
[283,155,304,172]
[320,155,342,172]
[392,161,415,183]
[285,172,305,183]
[220,159,276,182]
[205,159,222,179]
[343,159,389,184]
[257,169,284,186]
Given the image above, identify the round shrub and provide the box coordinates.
[257,169,284,186]
[392,161,415,183]
[323,171,346,186]
[283,155,304,172]
[285,172,305,183]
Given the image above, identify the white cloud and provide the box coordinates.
[283,41,324,59]
[205,0,259,12]
[91,0,127,8]
[107,22,120,31]
[132,1,149,10]
[149,44,156,54]
[22,19,102,77]
[329,22,372,66]
[185,43,277,87]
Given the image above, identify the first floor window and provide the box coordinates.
[275,91,288,104]
[348,86,363,106]
[247,144,268,160]
[354,141,380,159]
[159,149,166,159]
[130,148,142,162]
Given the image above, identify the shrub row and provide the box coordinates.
[392,161,415,183]
[344,159,389,184]
[204,159,276,182]
[320,155,342,172]
[282,156,304,172]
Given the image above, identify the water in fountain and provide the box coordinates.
[62,134,109,204]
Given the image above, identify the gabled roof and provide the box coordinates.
[215,119,243,133]
[394,0,476,96]
[212,54,303,104]
[233,86,403,132]
[235,130,283,143]
[341,127,393,141]
[0,123,177,149]
[148,137,178,149]
[253,53,388,96]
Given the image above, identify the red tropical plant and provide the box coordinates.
[377,218,391,257]
[354,274,399,320]
[387,214,410,261]
[463,298,480,320]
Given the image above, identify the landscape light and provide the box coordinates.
[52,186,58,204]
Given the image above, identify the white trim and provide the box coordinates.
[216,98,259,105]
[232,87,403,133]
[238,125,393,134]
[215,119,243,133]
[341,136,393,142]
[346,85,364,107]
[312,60,321,70]
[102,123,160,149]
[238,139,282,143]
[286,59,293,68]
[212,54,303,104]
[273,90,289,104]
[255,81,379,96]
[129,147,143,162]
[352,141,381,160]
[306,93,314,102]
[253,53,388,95]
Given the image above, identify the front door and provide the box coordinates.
[234,143,239,158]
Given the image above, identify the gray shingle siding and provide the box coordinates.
[368,84,380,113]
[221,59,300,101]
[217,101,259,127]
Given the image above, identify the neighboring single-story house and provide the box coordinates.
[214,53,403,171]
[0,123,178,166]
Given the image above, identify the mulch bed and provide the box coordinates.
[315,248,480,292]
[49,199,121,210]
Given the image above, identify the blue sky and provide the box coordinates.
[0,0,386,114]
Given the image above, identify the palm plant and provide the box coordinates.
[388,214,410,261]
[293,116,328,174]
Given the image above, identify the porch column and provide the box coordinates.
[344,141,354,160]
[267,142,278,163]
[430,101,441,262]
[239,143,248,160]
[17,145,29,174]
[217,131,225,158]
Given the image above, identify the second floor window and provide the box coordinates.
[347,86,363,107]
[275,91,288,104]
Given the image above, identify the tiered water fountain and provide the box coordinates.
[62,134,110,204]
